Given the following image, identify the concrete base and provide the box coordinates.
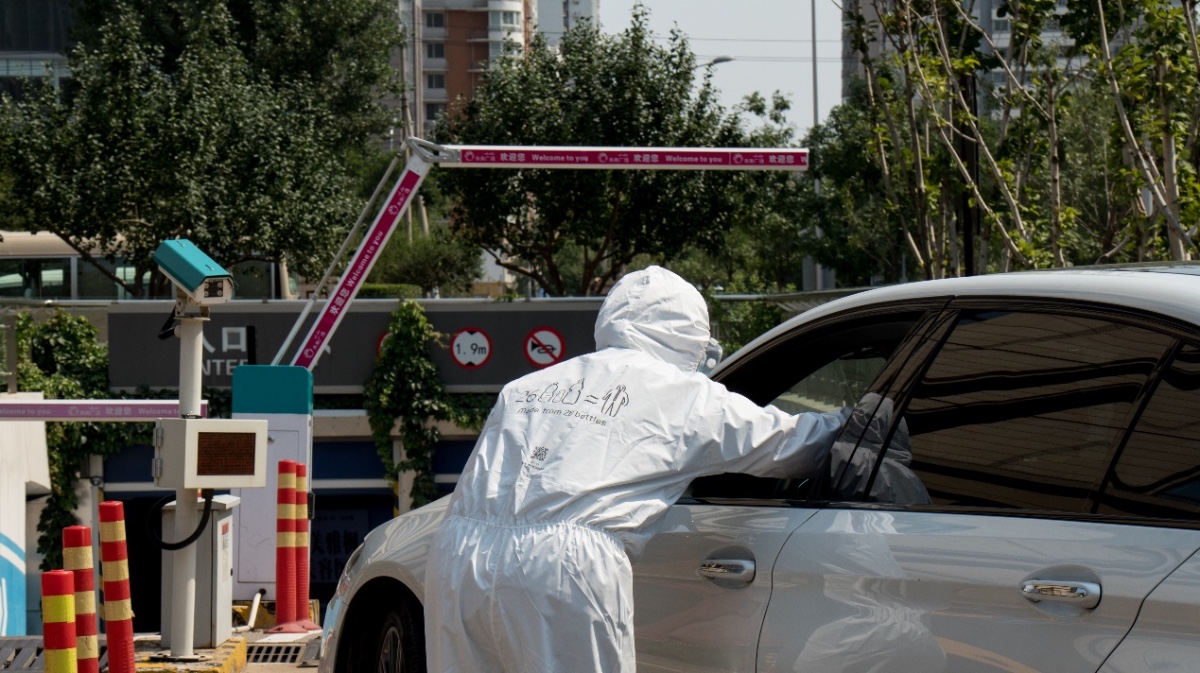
[133,634,248,673]
[233,599,321,631]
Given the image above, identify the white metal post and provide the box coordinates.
[171,311,204,658]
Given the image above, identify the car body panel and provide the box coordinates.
[632,503,820,672]
[318,497,449,673]
[759,509,1200,673]
[1098,550,1200,673]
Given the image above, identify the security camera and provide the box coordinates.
[152,239,234,306]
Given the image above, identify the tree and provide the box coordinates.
[432,5,746,296]
[838,0,1200,276]
[791,79,917,286]
[12,310,147,569]
[70,0,403,149]
[670,91,816,293]
[368,224,483,297]
[0,0,402,294]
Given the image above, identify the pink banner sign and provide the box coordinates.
[292,164,430,370]
[0,400,209,422]
[446,146,809,170]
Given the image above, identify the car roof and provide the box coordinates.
[720,265,1200,372]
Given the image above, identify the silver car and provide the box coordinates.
[319,267,1200,673]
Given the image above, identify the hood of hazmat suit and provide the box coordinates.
[425,266,849,673]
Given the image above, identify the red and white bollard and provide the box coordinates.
[63,525,100,673]
[41,570,77,673]
[99,501,136,673]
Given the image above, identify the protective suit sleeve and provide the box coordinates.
[680,379,849,479]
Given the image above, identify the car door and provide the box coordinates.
[1098,341,1200,672]
[759,304,1200,673]
[631,305,938,673]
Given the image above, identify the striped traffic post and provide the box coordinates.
[99,501,136,673]
[63,526,99,673]
[294,463,319,630]
[41,570,76,673]
[271,460,300,631]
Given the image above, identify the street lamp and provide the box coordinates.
[694,55,734,70]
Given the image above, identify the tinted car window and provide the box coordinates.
[1102,343,1200,519]
[894,310,1173,511]
[769,348,889,415]
[686,309,934,501]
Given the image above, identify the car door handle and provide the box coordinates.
[1020,580,1101,609]
[698,559,756,583]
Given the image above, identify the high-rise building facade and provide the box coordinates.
[537,0,600,46]
[393,0,598,139]
[0,0,73,99]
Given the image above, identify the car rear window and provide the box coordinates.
[888,310,1172,512]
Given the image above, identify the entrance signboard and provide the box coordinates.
[108,300,601,394]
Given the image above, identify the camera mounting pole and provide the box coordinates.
[150,240,267,660]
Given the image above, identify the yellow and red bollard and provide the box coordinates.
[100,501,136,673]
[63,526,100,673]
[294,463,320,631]
[41,570,77,673]
[269,460,305,632]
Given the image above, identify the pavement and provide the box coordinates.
[0,599,323,673]
[0,626,321,672]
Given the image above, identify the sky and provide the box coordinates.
[599,0,845,138]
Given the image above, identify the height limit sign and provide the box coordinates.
[525,327,565,369]
[451,328,492,369]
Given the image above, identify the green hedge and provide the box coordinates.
[357,283,422,299]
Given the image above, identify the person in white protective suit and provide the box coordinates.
[423,265,850,673]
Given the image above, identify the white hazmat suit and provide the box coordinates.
[424,266,848,673]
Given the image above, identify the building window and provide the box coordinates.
[489,42,512,60]
[425,73,446,89]
[425,103,447,121]
[424,12,445,28]
[489,11,520,27]
[425,42,445,59]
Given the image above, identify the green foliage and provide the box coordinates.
[8,309,234,569]
[12,310,133,569]
[826,0,1200,276]
[363,302,488,508]
[0,0,401,293]
[433,5,746,296]
[70,0,403,148]
[357,283,423,299]
[792,80,915,285]
[707,297,786,356]
[368,225,484,297]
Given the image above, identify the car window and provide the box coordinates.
[768,348,887,415]
[877,309,1174,512]
[685,308,935,501]
[1101,342,1200,520]
[821,310,958,504]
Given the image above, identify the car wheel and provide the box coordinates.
[339,587,425,673]
[372,604,423,673]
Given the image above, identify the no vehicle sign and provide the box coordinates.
[451,328,492,369]
[525,327,565,368]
